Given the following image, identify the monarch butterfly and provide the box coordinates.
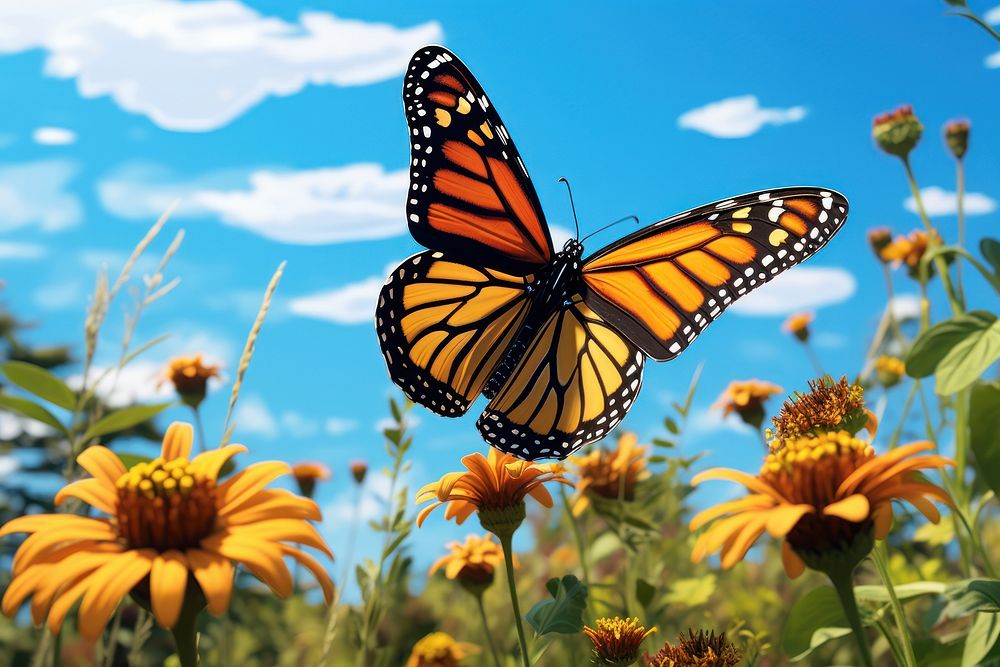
[376,45,848,461]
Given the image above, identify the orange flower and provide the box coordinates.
[162,354,220,407]
[874,355,906,388]
[867,227,893,262]
[690,431,952,577]
[349,460,368,485]
[405,631,478,667]
[416,448,571,536]
[0,423,333,641]
[290,461,331,498]
[782,312,813,342]
[583,616,656,666]
[713,380,783,429]
[646,629,742,667]
[429,534,511,591]
[569,431,650,516]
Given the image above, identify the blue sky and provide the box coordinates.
[1,1,999,581]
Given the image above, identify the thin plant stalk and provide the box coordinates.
[101,605,125,667]
[871,542,917,667]
[321,483,363,664]
[827,567,874,667]
[559,486,591,589]
[955,157,966,300]
[475,592,504,667]
[192,405,208,455]
[498,532,532,667]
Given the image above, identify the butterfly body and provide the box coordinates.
[376,45,849,461]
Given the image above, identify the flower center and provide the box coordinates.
[115,457,217,550]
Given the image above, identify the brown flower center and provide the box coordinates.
[115,458,217,550]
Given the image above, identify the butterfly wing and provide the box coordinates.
[403,46,554,273]
[581,188,849,360]
[477,295,644,460]
[376,251,533,417]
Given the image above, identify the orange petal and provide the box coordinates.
[218,489,321,525]
[836,442,934,496]
[75,446,126,485]
[691,468,789,503]
[187,549,234,615]
[12,520,118,574]
[215,462,291,512]
[190,444,247,482]
[527,484,554,508]
[214,519,332,559]
[689,494,775,531]
[161,422,194,461]
[203,538,291,598]
[823,494,871,522]
[54,478,117,515]
[765,504,813,538]
[29,547,120,625]
[280,545,334,604]
[873,503,893,539]
[47,574,95,635]
[0,513,96,538]
[782,541,806,579]
[720,516,767,569]
[150,550,188,629]
[76,549,154,640]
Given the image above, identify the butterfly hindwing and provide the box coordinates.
[376,251,533,417]
[477,296,644,460]
[582,188,849,361]
[403,46,554,273]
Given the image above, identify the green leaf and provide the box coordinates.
[964,613,1000,667]
[0,360,76,411]
[115,453,153,469]
[0,394,68,434]
[635,579,656,608]
[971,382,1000,500]
[663,417,679,434]
[944,579,1000,617]
[525,575,588,635]
[983,238,1000,276]
[781,586,853,661]
[905,311,996,379]
[914,638,965,667]
[853,581,946,604]
[81,402,172,442]
[936,318,1000,395]
[914,520,957,547]
[663,574,716,608]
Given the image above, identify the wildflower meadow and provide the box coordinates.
[2,3,1000,666]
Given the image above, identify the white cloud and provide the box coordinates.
[0,1,442,131]
[0,454,19,478]
[687,407,749,436]
[904,186,997,217]
[99,163,409,244]
[0,161,81,232]
[68,360,174,408]
[325,416,358,436]
[0,241,46,259]
[280,411,319,439]
[374,413,420,433]
[678,95,807,138]
[232,394,278,438]
[0,412,54,440]
[34,280,85,311]
[730,266,856,316]
[289,276,382,325]
[33,126,76,145]
[987,5,1000,23]
[890,294,921,321]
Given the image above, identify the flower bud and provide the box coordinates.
[867,228,893,263]
[349,460,368,485]
[783,312,813,343]
[875,355,906,389]
[944,119,969,160]
[873,105,923,159]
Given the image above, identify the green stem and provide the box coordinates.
[192,405,207,454]
[827,566,874,667]
[955,158,966,302]
[102,605,124,667]
[475,592,504,667]
[882,264,904,344]
[871,542,917,667]
[499,531,532,667]
[170,602,201,667]
[560,486,591,589]
[50,630,61,667]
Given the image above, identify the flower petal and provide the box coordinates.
[190,444,248,482]
[280,544,334,603]
[54,478,117,515]
[218,489,321,525]
[150,550,188,629]
[721,516,767,569]
[215,462,291,512]
[161,422,194,461]
[691,468,789,503]
[782,541,806,579]
[823,494,871,522]
[836,442,934,497]
[873,503,893,539]
[764,504,814,538]
[689,494,775,531]
[12,519,118,574]
[77,549,154,641]
[75,446,126,485]
[187,549,234,615]
[203,537,291,598]
[212,519,332,558]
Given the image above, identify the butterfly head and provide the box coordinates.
[561,238,584,259]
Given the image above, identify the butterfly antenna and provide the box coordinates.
[581,215,640,242]
[558,177,580,240]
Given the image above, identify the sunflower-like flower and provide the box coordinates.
[646,629,742,667]
[873,105,923,158]
[429,534,512,593]
[770,376,871,440]
[690,431,952,577]
[162,354,220,407]
[713,380,783,430]
[568,432,650,516]
[0,423,333,641]
[290,461,331,498]
[584,616,656,666]
[874,355,906,388]
[416,448,571,537]
[405,631,478,667]
[782,312,813,342]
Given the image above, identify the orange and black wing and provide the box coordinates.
[376,251,532,417]
[582,188,849,360]
[403,46,554,273]
[478,296,644,460]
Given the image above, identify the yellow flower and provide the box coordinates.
[874,355,906,388]
[881,229,935,271]
[290,461,331,498]
[583,616,657,666]
[782,312,813,342]
[162,354,220,407]
[405,631,478,667]
[416,448,571,536]
[770,376,871,440]
[646,629,742,667]
[690,431,952,578]
[569,431,650,516]
[713,380,783,429]
[0,422,333,640]
[429,534,512,592]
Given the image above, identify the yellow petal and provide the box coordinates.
[823,494,871,522]
[691,468,789,503]
[213,519,332,558]
[217,489,321,525]
[54,478,117,515]
[187,549,233,615]
[781,541,806,579]
[76,549,154,641]
[215,462,291,512]
[190,444,248,482]
[764,504,813,538]
[720,516,767,569]
[12,520,117,574]
[161,422,194,461]
[836,442,934,496]
[203,538,291,598]
[280,545,334,603]
[75,446,126,485]
[150,550,188,629]
[689,494,775,531]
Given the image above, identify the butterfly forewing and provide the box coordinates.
[581,188,849,361]
[477,296,644,460]
[376,251,532,417]
[403,46,554,273]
